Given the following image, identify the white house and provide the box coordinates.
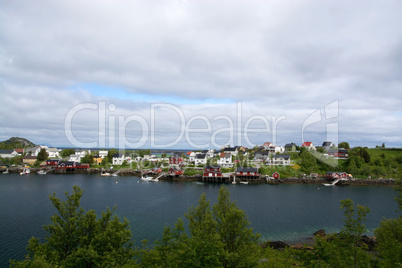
[322,141,334,151]
[0,150,19,158]
[188,152,196,162]
[46,148,60,158]
[267,154,291,166]
[201,149,215,159]
[75,149,90,157]
[26,146,41,156]
[112,153,132,165]
[99,150,108,159]
[69,154,82,162]
[254,151,270,162]
[223,147,238,156]
[302,142,316,150]
[195,153,207,166]
[218,152,233,167]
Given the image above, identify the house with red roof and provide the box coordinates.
[302,141,316,150]
[14,148,24,155]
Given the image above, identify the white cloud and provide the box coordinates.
[0,0,401,148]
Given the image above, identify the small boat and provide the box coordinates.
[141,175,153,181]
[240,181,248,185]
[101,172,111,177]
[37,170,47,175]
[111,173,118,177]
[20,168,30,175]
[323,178,341,187]
[3,168,9,174]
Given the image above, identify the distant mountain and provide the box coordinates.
[0,137,36,149]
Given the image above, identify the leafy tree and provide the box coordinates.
[213,187,260,267]
[316,147,325,153]
[37,148,49,161]
[61,148,75,158]
[303,199,372,267]
[375,217,402,267]
[107,148,118,163]
[142,187,260,267]
[81,154,94,165]
[300,149,317,174]
[374,182,402,267]
[10,186,135,267]
[338,142,350,149]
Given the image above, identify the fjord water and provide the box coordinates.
[0,174,398,266]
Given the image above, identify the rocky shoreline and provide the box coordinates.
[1,167,397,186]
[263,229,377,252]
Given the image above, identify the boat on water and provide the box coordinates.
[20,168,30,175]
[37,170,47,175]
[111,173,118,177]
[101,172,111,177]
[141,175,158,182]
[240,181,249,185]
[323,178,343,187]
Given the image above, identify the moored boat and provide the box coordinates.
[20,168,30,175]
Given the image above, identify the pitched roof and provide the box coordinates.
[236,167,258,173]
[302,142,313,147]
[195,153,206,159]
[23,156,37,159]
[273,154,290,160]
[0,149,15,154]
[322,141,333,147]
[220,152,231,158]
[285,143,296,147]
[263,142,271,146]
[205,165,220,169]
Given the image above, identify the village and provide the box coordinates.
[0,140,357,185]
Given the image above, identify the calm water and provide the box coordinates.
[0,173,398,266]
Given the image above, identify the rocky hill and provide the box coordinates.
[0,137,36,149]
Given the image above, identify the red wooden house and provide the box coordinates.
[169,167,183,176]
[46,159,60,166]
[169,156,183,165]
[235,167,260,179]
[328,149,348,159]
[75,163,90,170]
[203,166,222,178]
[151,167,162,174]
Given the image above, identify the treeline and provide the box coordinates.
[11,185,402,267]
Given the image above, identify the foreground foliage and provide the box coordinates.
[11,186,135,267]
[139,186,261,267]
[10,183,402,267]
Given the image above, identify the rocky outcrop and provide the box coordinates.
[313,229,326,237]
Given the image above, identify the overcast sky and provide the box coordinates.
[1,0,401,149]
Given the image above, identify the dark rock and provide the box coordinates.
[314,229,326,237]
[266,241,289,250]
[361,235,377,251]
